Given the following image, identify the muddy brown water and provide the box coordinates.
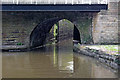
[2,39,118,78]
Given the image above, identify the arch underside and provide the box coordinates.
[30,18,81,48]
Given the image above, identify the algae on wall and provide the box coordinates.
[2,11,94,47]
[77,17,93,44]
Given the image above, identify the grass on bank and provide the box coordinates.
[79,45,119,55]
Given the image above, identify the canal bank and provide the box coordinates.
[2,41,120,71]
[73,44,120,71]
[1,45,28,52]
[2,39,118,78]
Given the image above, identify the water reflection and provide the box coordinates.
[2,39,118,78]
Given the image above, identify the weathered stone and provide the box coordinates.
[92,1,119,44]
[2,1,120,49]
[2,12,93,48]
[74,46,119,70]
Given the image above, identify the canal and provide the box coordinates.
[2,39,118,78]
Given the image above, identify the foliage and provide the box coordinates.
[85,45,118,55]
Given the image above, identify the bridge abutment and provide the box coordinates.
[2,1,120,49]
[92,1,119,44]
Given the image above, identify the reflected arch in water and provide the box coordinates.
[30,18,81,48]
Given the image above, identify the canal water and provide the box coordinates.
[2,39,118,78]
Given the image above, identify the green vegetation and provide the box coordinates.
[17,43,23,45]
[54,24,58,37]
[85,45,118,55]
[77,17,92,44]
[103,45,118,52]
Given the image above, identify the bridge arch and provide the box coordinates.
[30,18,81,48]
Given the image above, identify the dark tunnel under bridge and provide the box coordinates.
[30,18,81,48]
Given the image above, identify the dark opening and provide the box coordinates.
[30,18,81,48]
[73,25,81,44]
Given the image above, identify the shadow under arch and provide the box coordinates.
[30,18,81,49]
[73,25,81,44]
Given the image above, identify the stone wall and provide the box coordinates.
[2,1,120,49]
[2,12,93,48]
[2,12,39,47]
[92,0,119,44]
[73,45,119,70]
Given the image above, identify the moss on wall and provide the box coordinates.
[76,17,93,44]
[2,11,93,47]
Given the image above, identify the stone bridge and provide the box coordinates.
[1,0,119,49]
